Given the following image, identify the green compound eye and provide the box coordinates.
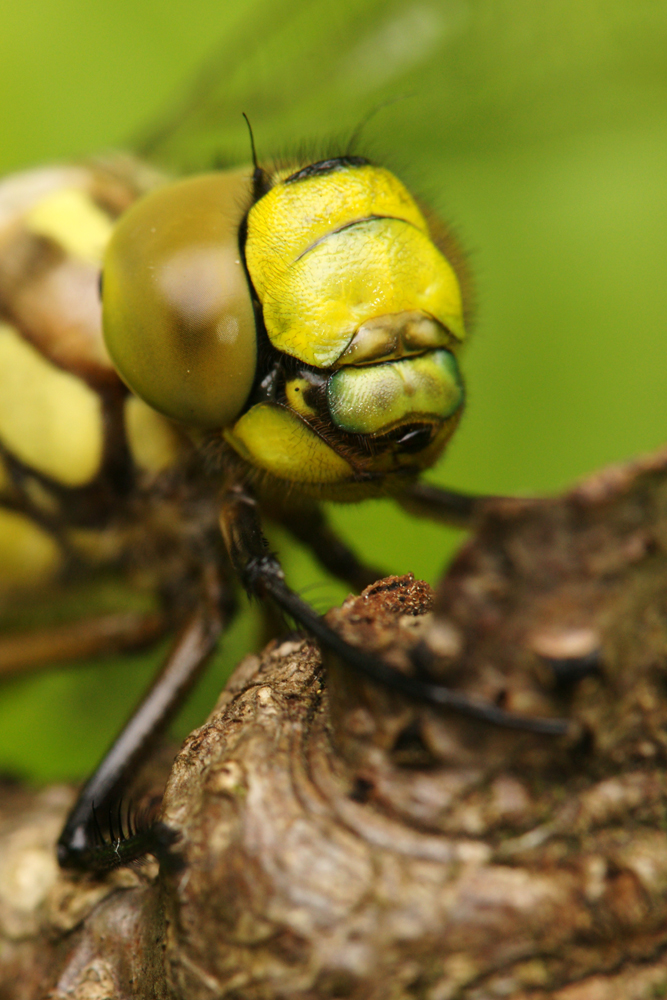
[102,170,257,429]
[327,350,463,435]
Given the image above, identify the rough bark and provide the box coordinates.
[4,446,667,999]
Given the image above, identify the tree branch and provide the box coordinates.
[4,446,667,998]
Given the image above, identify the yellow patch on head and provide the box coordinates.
[25,187,114,264]
[0,323,104,487]
[284,378,317,418]
[248,164,428,265]
[225,403,353,485]
[246,164,464,367]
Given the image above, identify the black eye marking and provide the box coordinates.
[394,425,436,454]
[98,270,104,300]
[285,156,370,184]
[372,424,436,455]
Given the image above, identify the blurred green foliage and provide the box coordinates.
[1,0,667,781]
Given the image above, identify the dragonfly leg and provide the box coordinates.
[57,564,230,872]
[0,610,166,679]
[219,485,570,737]
[397,481,500,528]
[276,504,384,592]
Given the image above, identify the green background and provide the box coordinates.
[1,0,667,781]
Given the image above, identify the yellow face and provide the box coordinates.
[103,156,468,499]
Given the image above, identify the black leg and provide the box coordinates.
[277,504,384,593]
[397,481,499,528]
[57,565,229,872]
[219,485,569,737]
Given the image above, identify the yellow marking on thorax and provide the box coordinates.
[25,187,114,264]
[0,165,90,233]
[0,507,62,593]
[0,323,104,487]
[124,396,184,474]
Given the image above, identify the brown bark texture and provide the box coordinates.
[4,446,667,999]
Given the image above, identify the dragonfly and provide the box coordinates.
[0,0,662,871]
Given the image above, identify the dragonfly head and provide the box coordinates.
[102,156,468,496]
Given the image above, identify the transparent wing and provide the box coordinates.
[128,0,667,594]
[131,0,443,170]
[130,0,667,180]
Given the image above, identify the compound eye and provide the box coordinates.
[102,170,257,429]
